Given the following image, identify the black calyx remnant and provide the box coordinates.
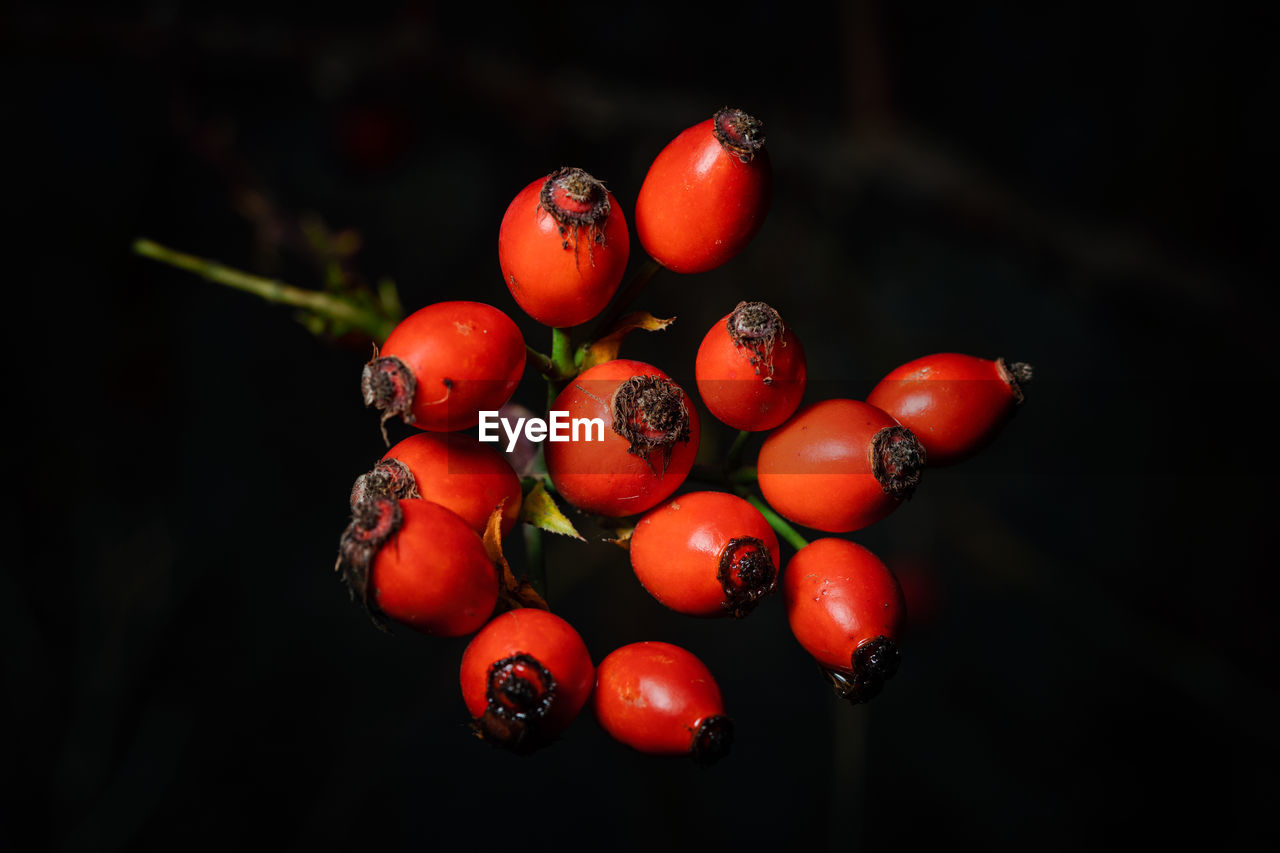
[869,426,926,501]
[820,636,902,705]
[539,167,611,267]
[712,107,766,163]
[361,353,417,446]
[717,536,778,618]
[690,715,734,766]
[610,375,691,475]
[335,494,403,630]
[349,458,420,507]
[997,357,1034,405]
[474,652,558,754]
[727,301,785,384]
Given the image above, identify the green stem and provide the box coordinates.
[547,327,577,408]
[550,328,576,378]
[133,238,396,342]
[727,430,751,470]
[590,257,662,338]
[526,345,556,378]
[731,466,758,485]
[523,525,547,598]
[742,491,809,551]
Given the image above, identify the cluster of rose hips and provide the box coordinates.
[336,107,1031,762]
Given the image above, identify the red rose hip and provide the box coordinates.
[336,496,497,636]
[499,167,630,328]
[866,353,1033,466]
[350,432,522,538]
[460,609,595,752]
[630,491,780,618]
[695,300,806,431]
[593,641,733,764]
[784,538,906,704]
[757,399,925,533]
[634,107,772,274]
[544,359,700,517]
[362,301,526,437]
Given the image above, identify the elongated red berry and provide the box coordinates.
[350,432,522,538]
[544,359,700,517]
[336,496,497,636]
[630,491,780,617]
[635,107,772,274]
[866,353,1033,466]
[695,300,806,431]
[784,538,906,704]
[499,167,630,327]
[460,609,595,753]
[757,399,925,532]
[593,641,733,764]
[362,301,526,437]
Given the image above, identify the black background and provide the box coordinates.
[6,2,1278,850]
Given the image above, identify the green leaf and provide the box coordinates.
[519,482,584,540]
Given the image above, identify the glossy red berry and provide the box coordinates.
[866,353,1033,466]
[757,399,926,532]
[634,107,772,274]
[784,538,906,704]
[336,496,497,636]
[695,301,806,431]
[459,609,595,752]
[544,359,700,517]
[362,301,526,437]
[630,491,780,618]
[499,167,630,328]
[350,432,522,538]
[593,641,733,764]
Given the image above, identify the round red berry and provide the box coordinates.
[336,496,497,636]
[634,107,771,274]
[499,167,630,328]
[866,353,1032,466]
[695,301,806,431]
[593,641,733,764]
[362,301,526,436]
[544,359,700,517]
[350,432,522,538]
[459,609,595,752]
[757,399,925,532]
[784,538,906,704]
[630,491,780,618]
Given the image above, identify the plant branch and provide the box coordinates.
[522,525,547,599]
[132,238,397,342]
[590,257,662,340]
[741,491,808,551]
[550,328,576,378]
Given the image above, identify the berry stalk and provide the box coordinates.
[589,257,662,339]
[522,524,548,599]
[726,429,751,470]
[741,491,808,551]
[133,238,399,342]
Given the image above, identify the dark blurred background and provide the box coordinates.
[5,1,1278,850]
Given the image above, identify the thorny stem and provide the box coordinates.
[742,491,809,551]
[133,238,397,342]
[589,257,662,339]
